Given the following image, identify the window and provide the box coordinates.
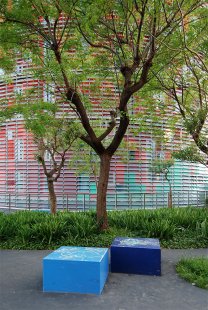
[15,139,24,160]
[156,151,165,160]
[14,86,23,95]
[44,150,51,161]
[15,64,23,75]
[43,84,55,103]
[129,150,135,161]
[7,130,13,140]
[15,172,25,191]
[77,174,89,191]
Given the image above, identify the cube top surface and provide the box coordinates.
[111,237,160,249]
[43,246,108,262]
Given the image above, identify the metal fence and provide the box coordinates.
[0,190,207,213]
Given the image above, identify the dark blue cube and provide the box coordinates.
[43,246,109,294]
[110,237,161,276]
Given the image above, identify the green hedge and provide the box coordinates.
[0,207,207,249]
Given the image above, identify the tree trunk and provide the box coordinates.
[167,179,172,208]
[96,153,111,230]
[168,190,172,208]
[47,180,57,214]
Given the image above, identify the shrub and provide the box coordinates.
[0,207,207,249]
[176,257,208,289]
[0,215,19,241]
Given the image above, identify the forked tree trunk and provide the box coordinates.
[96,153,111,230]
[47,180,57,214]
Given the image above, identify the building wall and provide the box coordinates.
[0,55,208,210]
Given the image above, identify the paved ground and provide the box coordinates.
[0,248,207,310]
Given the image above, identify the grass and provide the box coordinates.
[176,257,208,289]
[0,207,207,250]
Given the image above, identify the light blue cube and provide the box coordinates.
[43,246,109,294]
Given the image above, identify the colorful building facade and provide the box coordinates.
[0,53,208,211]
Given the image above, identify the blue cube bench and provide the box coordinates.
[43,246,109,294]
[110,237,161,276]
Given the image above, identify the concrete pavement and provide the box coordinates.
[0,248,207,310]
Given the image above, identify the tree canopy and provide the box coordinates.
[0,0,207,228]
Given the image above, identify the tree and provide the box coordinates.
[150,159,174,208]
[24,104,80,214]
[158,50,208,166]
[0,0,205,229]
[0,89,80,214]
[153,5,208,169]
[69,140,100,191]
[173,146,207,168]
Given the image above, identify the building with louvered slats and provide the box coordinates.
[0,9,208,211]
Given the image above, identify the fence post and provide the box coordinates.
[197,191,199,207]
[115,192,117,210]
[28,194,31,211]
[75,194,78,210]
[9,193,11,213]
[88,193,90,211]
[143,193,146,209]
[83,194,86,212]
[178,192,179,208]
[67,195,69,212]
[129,193,132,209]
